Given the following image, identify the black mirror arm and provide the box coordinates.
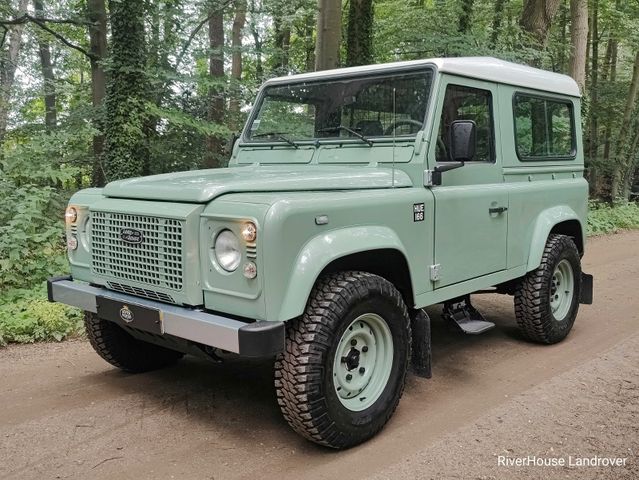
[434,161,465,173]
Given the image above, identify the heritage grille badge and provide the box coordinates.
[120,228,144,244]
[119,305,134,323]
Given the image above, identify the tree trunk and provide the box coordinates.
[248,0,263,82]
[458,0,474,34]
[87,0,108,186]
[205,7,225,168]
[229,0,246,128]
[568,0,588,93]
[611,51,639,201]
[0,0,29,144]
[490,0,506,48]
[346,0,373,67]
[272,13,291,74]
[33,0,57,130]
[519,0,562,47]
[102,0,149,182]
[315,0,342,71]
[588,0,598,170]
[303,13,315,72]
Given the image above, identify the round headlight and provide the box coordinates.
[214,230,241,271]
[65,206,78,224]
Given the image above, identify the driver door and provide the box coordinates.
[428,77,508,288]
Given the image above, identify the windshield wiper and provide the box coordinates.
[251,132,299,149]
[317,125,374,147]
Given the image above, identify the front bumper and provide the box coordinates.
[47,276,284,357]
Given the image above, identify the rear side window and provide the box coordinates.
[514,94,575,160]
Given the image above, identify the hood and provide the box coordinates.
[102,166,413,203]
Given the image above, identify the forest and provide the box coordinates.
[1,0,639,343]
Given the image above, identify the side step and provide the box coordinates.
[443,296,495,335]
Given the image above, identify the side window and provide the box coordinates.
[436,85,494,163]
[514,95,575,159]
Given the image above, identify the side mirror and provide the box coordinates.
[449,120,477,162]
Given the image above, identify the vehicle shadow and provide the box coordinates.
[78,294,525,454]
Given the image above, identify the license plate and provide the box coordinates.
[96,296,163,335]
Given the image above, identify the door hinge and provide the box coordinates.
[430,264,441,282]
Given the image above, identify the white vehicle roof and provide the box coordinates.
[264,57,581,98]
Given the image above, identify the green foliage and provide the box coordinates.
[0,127,92,290]
[0,283,83,345]
[587,201,639,235]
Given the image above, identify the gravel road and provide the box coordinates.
[1,231,638,480]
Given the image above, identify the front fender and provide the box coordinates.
[275,226,409,321]
[526,206,582,272]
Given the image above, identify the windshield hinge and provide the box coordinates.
[429,264,441,282]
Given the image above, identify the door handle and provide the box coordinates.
[489,206,508,215]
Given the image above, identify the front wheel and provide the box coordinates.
[85,312,183,373]
[514,234,582,344]
[274,271,411,449]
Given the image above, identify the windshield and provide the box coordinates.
[246,69,434,143]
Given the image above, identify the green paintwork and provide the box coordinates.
[65,61,588,330]
[550,259,575,321]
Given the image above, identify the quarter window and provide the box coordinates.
[436,85,494,163]
[514,95,575,159]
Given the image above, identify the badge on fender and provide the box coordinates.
[413,203,425,222]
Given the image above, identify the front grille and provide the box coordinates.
[92,212,184,291]
[107,282,175,303]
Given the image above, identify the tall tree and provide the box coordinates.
[33,0,56,130]
[229,0,246,127]
[568,0,588,93]
[490,0,507,48]
[520,0,562,48]
[205,2,225,168]
[87,0,108,186]
[0,0,29,144]
[611,52,639,200]
[102,0,149,182]
[314,0,341,70]
[458,0,474,34]
[346,0,373,67]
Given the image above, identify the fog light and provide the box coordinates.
[243,261,257,279]
[241,222,257,242]
[65,206,78,224]
[67,235,78,251]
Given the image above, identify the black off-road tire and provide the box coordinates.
[274,271,411,449]
[514,234,582,344]
[85,312,183,373]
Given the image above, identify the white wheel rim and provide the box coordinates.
[332,313,394,412]
[550,259,575,321]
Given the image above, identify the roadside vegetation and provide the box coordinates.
[1,0,639,345]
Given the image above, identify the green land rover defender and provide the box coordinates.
[49,57,593,449]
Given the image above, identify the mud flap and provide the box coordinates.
[410,309,432,379]
[580,273,593,304]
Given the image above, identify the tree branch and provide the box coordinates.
[173,0,234,70]
[30,18,96,59]
[0,13,95,59]
[0,13,90,27]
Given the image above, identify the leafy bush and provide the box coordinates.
[0,283,83,345]
[587,201,639,235]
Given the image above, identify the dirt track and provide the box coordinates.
[1,231,638,480]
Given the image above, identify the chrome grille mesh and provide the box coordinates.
[92,212,184,291]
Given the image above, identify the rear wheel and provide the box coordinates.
[85,312,183,373]
[274,271,411,449]
[514,234,582,344]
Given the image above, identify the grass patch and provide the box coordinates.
[0,282,83,346]
[587,201,639,236]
